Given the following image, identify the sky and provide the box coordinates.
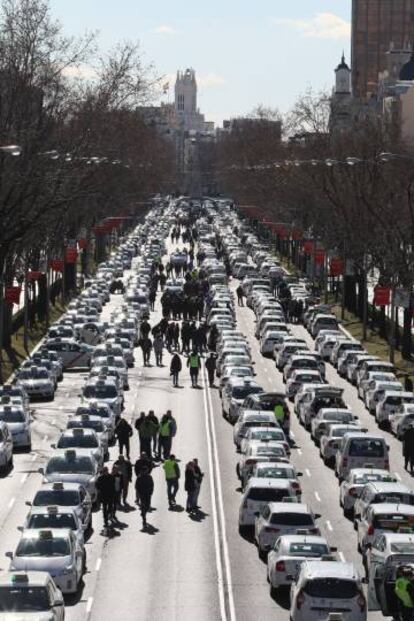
[49,0,352,127]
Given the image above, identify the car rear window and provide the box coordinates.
[304,578,359,598]
[373,514,414,530]
[247,488,289,502]
[270,512,314,526]
[349,439,385,457]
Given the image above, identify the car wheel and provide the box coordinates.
[238,524,248,536]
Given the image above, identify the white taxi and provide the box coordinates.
[41,450,98,503]
[8,529,85,594]
[254,501,321,556]
[29,482,92,531]
[356,503,414,556]
[267,534,332,593]
[0,421,13,473]
[0,571,65,619]
[0,404,31,450]
[339,468,396,517]
[55,428,104,466]
[290,560,367,620]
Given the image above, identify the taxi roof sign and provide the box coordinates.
[65,450,77,459]
[47,506,58,514]
[38,530,53,540]
[72,428,84,436]
[52,483,64,490]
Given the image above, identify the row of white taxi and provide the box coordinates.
[0,208,168,618]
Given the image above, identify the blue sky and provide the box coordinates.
[49,0,352,126]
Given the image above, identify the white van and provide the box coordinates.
[376,391,414,428]
[335,432,389,480]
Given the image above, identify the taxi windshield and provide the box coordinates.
[270,513,314,526]
[247,488,289,502]
[0,410,25,423]
[373,514,414,530]
[46,456,95,474]
[251,430,282,441]
[84,385,117,399]
[57,435,98,448]
[256,446,284,456]
[0,586,50,612]
[18,369,49,380]
[33,490,80,506]
[354,474,395,484]
[289,543,329,557]
[28,513,77,530]
[16,537,70,557]
[349,439,385,457]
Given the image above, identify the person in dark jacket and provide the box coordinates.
[181,321,191,353]
[193,458,204,509]
[135,468,154,528]
[403,424,414,473]
[96,467,116,528]
[185,461,197,513]
[115,417,133,459]
[236,285,244,306]
[134,452,154,477]
[140,320,151,338]
[205,353,217,387]
[113,454,132,505]
[140,336,152,366]
[170,352,182,387]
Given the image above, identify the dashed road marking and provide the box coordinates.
[305,468,311,477]
[339,552,346,562]
[326,520,333,531]
[297,448,302,456]
[31,454,37,462]
[314,491,321,502]
[8,498,15,509]
[20,473,28,484]
[395,472,402,481]
[86,597,94,615]
[95,558,102,572]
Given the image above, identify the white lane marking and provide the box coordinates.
[86,597,94,614]
[8,498,15,509]
[58,405,63,410]
[314,491,321,502]
[297,448,302,456]
[339,552,346,562]
[20,473,28,484]
[305,468,311,477]
[43,435,48,443]
[51,419,56,425]
[205,369,237,621]
[202,371,227,620]
[326,520,333,531]
[290,431,295,439]
[95,557,102,572]
[31,454,37,462]
[395,472,402,481]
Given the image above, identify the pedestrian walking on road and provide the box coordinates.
[163,454,180,508]
[405,375,414,393]
[193,458,204,509]
[187,349,201,387]
[185,461,197,513]
[403,424,414,473]
[153,333,164,366]
[205,352,217,387]
[135,467,154,529]
[236,285,244,306]
[170,352,182,387]
[159,410,177,460]
[96,467,116,529]
[111,464,123,519]
[147,410,159,456]
[135,412,158,457]
[113,454,132,506]
[115,417,133,459]
[140,336,152,366]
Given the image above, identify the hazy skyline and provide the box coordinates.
[49,0,351,126]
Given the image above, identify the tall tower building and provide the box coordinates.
[351,0,414,100]
[175,68,197,119]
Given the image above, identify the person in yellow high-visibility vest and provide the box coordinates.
[274,403,290,441]
[395,566,414,620]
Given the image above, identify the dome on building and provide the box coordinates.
[400,54,414,80]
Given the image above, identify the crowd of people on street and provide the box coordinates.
[96,407,204,530]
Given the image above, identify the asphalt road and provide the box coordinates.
[0,236,407,620]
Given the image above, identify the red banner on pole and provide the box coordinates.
[303,240,313,254]
[330,258,344,276]
[65,248,77,264]
[78,238,88,249]
[315,249,326,266]
[4,286,21,305]
[373,286,391,306]
[27,271,42,281]
[50,259,64,272]
[292,228,303,241]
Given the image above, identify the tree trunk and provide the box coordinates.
[344,275,357,314]
[402,305,413,360]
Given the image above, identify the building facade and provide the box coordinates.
[352,0,414,100]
